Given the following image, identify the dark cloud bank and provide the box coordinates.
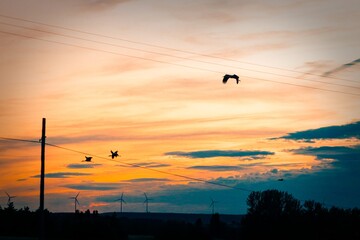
[273,121,360,141]
[291,145,360,169]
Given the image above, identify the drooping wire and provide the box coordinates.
[245,76,359,96]
[0,29,222,74]
[46,142,253,192]
[0,137,40,144]
[0,136,342,207]
[0,136,253,192]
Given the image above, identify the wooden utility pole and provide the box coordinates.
[39,118,46,240]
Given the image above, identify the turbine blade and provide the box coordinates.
[76,192,80,198]
[5,191,10,197]
[76,199,80,205]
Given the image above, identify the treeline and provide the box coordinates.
[0,189,359,240]
[241,189,360,240]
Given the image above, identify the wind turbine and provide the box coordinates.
[70,192,80,213]
[5,191,16,204]
[210,198,218,215]
[143,193,152,213]
[116,192,126,213]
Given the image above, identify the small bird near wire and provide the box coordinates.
[223,74,240,84]
[83,156,93,162]
[109,150,120,159]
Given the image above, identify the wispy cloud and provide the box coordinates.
[165,150,274,158]
[126,178,170,182]
[80,0,131,12]
[16,178,27,182]
[236,28,333,42]
[67,163,102,169]
[47,134,116,145]
[295,60,333,78]
[130,162,171,168]
[188,165,242,171]
[0,140,38,152]
[323,58,360,77]
[272,121,360,141]
[32,172,92,178]
[63,182,120,191]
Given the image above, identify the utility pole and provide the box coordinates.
[39,118,46,240]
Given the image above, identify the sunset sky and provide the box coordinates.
[0,0,359,214]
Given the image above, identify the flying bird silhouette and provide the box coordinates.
[84,156,93,162]
[223,74,240,84]
[109,150,120,159]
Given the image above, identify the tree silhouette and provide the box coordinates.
[303,200,326,216]
[4,201,16,213]
[243,189,305,239]
[242,189,360,240]
[246,189,301,218]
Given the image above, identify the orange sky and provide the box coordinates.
[0,0,359,214]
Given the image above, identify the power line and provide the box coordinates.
[0,29,359,97]
[0,29,222,74]
[0,136,252,192]
[0,137,40,144]
[1,20,359,90]
[0,13,357,84]
[46,142,253,192]
[244,76,360,96]
[0,136,344,207]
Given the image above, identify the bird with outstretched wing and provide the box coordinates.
[109,150,120,159]
[223,74,240,84]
